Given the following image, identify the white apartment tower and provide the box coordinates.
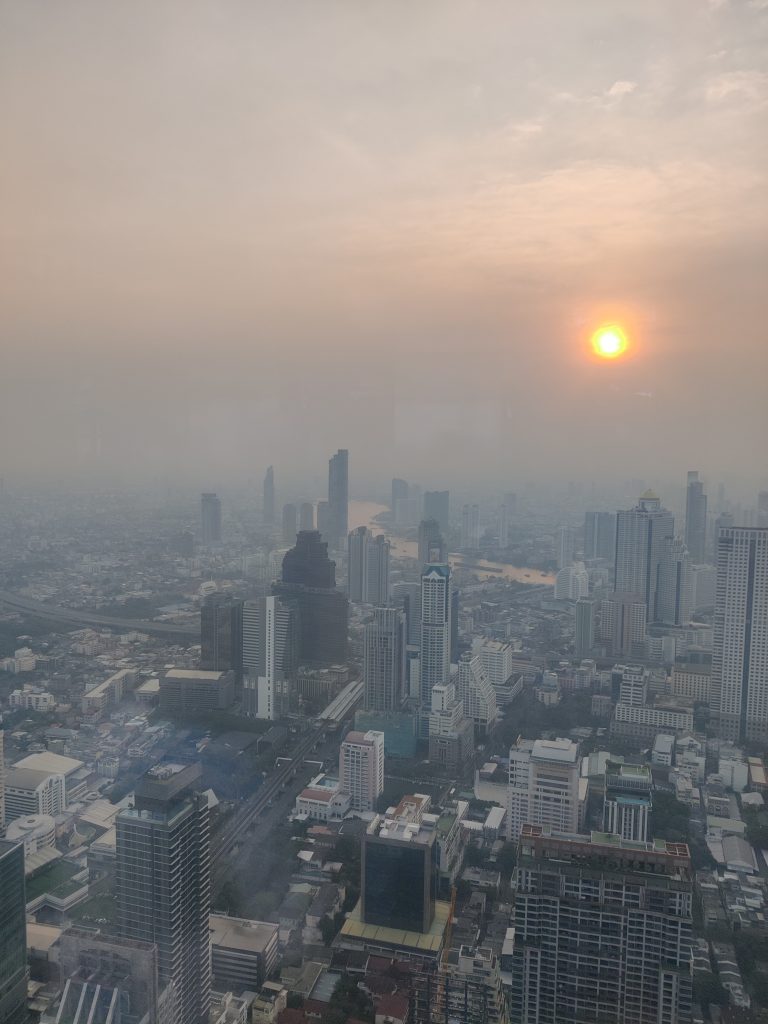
[614,491,675,621]
[712,527,768,742]
[506,738,581,841]
[419,565,452,713]
[456,653,498,738]
[339,730,384,812]
[347,527,390,605]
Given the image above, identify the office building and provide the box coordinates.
[348,526,390,604]
[584,510,616,561]
[200,594,243,675]
[557,526,575,569]
[393,580,421,646]
[418,517,446,565]
[242,595,299,719]
[574,598,596,659]
[428,682,474,770]
[4,767,65,824]
[263,466,275,527]
[159,668,235,714]
[456,652,497,738]
[614,490,675,620]
[669,665,711,702]
[554,561,589,601]
[656,536,693,626]
[685,471,708,564]
[361,800,437,933]
[363,607,406,712]
[275,531,348,665]
[461,504,480,549]
[507,738,581,841]
[116,762,211,1024]
[209,916,279,993]
[599,591,647,659]
[419,565,452,713]
[711,527,768,742]
[200,492,222,545]
[472,639,515,689]
[603,761,652,842]
[339,730,385,812]
[391,478,409,512]
[327,448,349,549]
[424,490,450,534]
[0,839,27,1024]
[508,826,693,1024]
[298,501,314,532]
[281,502,297,544]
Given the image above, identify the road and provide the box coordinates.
[0,588,198,639]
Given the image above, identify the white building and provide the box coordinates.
[614,702,693,734]
[652,734,675,766]
[507,738,581,841]
[473,639,515,688]
[456,653,498,737]
[419,565,452,715]
[338,730,384,813]
[293,775,351,822]
[614,491,675,620]
[347,527,390,605]
[554,562,589,601]
[712,527,768,742]
[4,768,65,825]
[5,813,56,856]
[9,687,56,712]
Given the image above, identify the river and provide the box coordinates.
[348,500,555,585]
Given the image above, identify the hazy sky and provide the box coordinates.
[1,0,766,494]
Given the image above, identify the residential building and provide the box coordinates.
[613,701,694,739]
[656,536,693,626]
[508,826,693,1024]
[363,607,406,712]
[0,839,27,1024]
[584,510,616,561]
[711,527,768,742]
[557,526,575,569]
[9,686,55,712]
[614,490,675,620]
[603,762,652,842]
[201,492,222,544]
[669,666,711,703]
[574,598,596,659]
[242,596,299,720]
[599,591,647,659]
[418,518,446,565]
[419,564,452,718]
[506,738,581,841]
[424,490,450,535]
[456,652,498,738]
[116,762,211,1024]
[348,526,390,604]
[685,471,708,565]
[327,448,349,549]
[434,945,510,1024]
[461,504,480,549]
[339,730,385,812]
[554,561,589,601]
[428,682,474,770]
[81,668,136,717]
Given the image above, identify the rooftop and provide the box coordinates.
[531,738,578,763]
[15,751,84,776]
[163,668,227,680]
[210,915,277,953]
[339,898,450,955]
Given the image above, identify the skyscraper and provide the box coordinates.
[712,527,768,742]
[419,565,452,715]
[348,526,390,604]
[339,730,385,812]
[424,490,450,534]
[557,526,575,569]
[584,510,616,561]
[506,738,580,841]
[614,490,675,620]
[456,652,498,738]
[603,761,652,842]
[684,471,707,563]
[599,591,647,659]
[327,448,349,549]
[262,466,275,527]
[509,826,693,1024]
[0,839,27,1024]
[498,502,510,548]
[417,518,446,565]
[0,731,4,837]
[242,595,299,719]
[656,536,693,626]
[298,501,314,532]
[200,492,222,544]
[574,597,596,659]
[281,502,297,544]
[554,562,589,600]
[282,529,336,588]
[363,607,406,712]
[391,477,409,512]
[460,504,480,549]
[200,594,243,675]
[116,762,211,1024]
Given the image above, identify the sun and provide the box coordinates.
[591,324,629,359]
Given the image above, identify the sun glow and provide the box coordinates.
[591,324,629,359]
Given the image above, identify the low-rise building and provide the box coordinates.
[158,668,235,713]
[209,915,279,992]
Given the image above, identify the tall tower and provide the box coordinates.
[424,490,450,535]
[684,471,707,563]
[298,501,314,532]
[0,731,5,837]
[656,536,693,626]
[417,518,446,565]
[603,761,652,842]
[328,448,349,549]
[557,526,575,569]
[116,762,211,1024]
[262,466,275,526]
[242,595,299,720]
[0,839,27,1024]
[712,527,768,742]
[200,595,243,674]
[200,492,222,544]
[339,730,385,812]
[460,504,480,549]
[348,527,390,605]
[281,503,297,545]
[391,478,409,512]
[419,565,452,716]
[574,598,596,660]
[363,607,406,712]
[584,510,616,561]
[614,490,675,620]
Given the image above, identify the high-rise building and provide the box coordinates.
[0,839,27,1024]
[574,598,596,659]
[392,580,421,646]
[327,448,349,549]
[200,594,243,675]
[417,518,446,565]
[424,490,450,535]
[656,536,693,626]
[316,500,331,540]
[554,561,589,601]
[242,596,299,720]
[281,502,297,545]
[391,478,409,512]
[116,761,211,1024]
[557,526,575,569]
[712,527,768,742]
[428,682,474,769]
[200,492,222,545]
[363,607,406,712]
[456,653,497,738]
[473,639,516,689]
[758,491,768,528]
[684,471,708,564]
[603,761,652,842]
[299,501,314,532]
[498,502,511,548]
[584,510,616,561]
[361,799,437,933]
[419,565,452,714]
[263,466,275,526]
[508,826,693,1024]
[275,531,348,665]
[348,527,390,605]
[461,504,480,549]
[434,945,510,1024]
[614,490,675,620]
[599,591,647,659]
[339,730,385,812]
[0,731,4,836]
[506,738,580,841]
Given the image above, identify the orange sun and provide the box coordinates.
[591,324,629,359]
